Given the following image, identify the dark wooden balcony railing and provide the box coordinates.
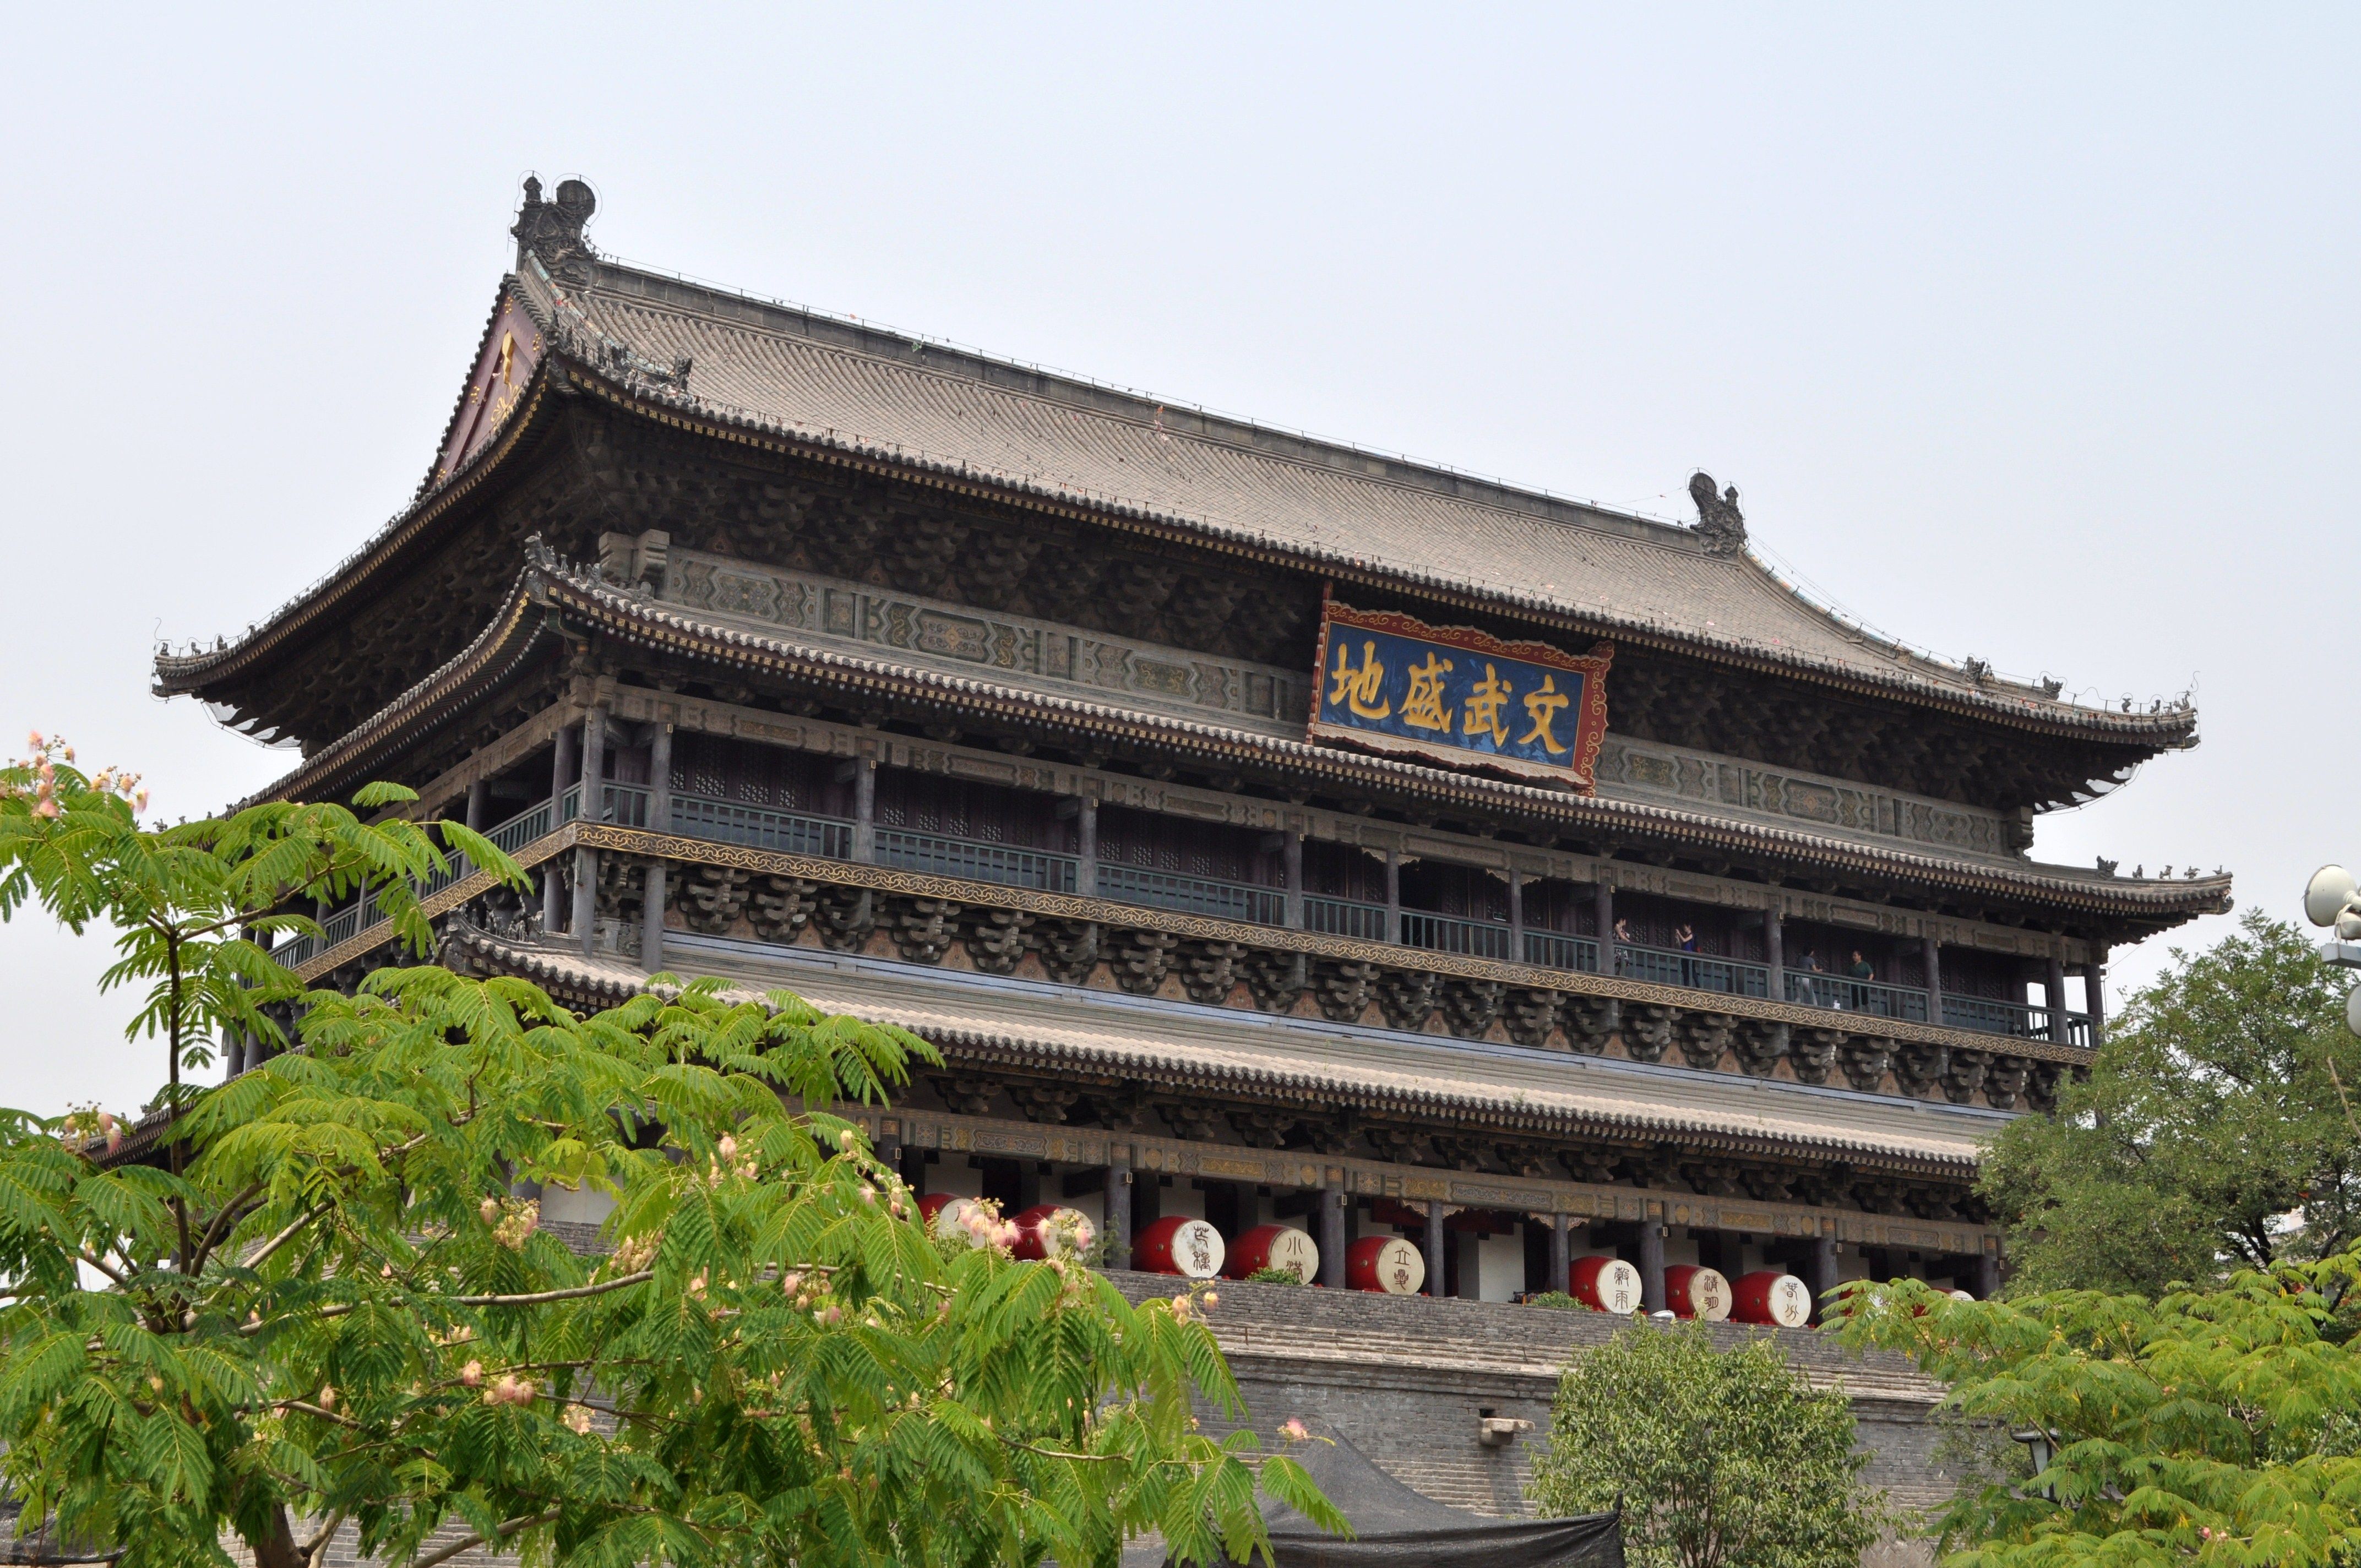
[672,793,852,859]
[1096,863,1285,925]
[1521,930,1601,973]
[1781,970,1931,1025]
[1304,895,1388,940]
[293,790,2098,1053]
[1615,942,1772,999]
[1398,910,1514,962]
[874,829,1078,894]
[1942,992,2093,1049]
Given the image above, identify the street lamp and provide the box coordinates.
[2301,865,2361,1037]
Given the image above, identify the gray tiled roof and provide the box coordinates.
[453,924,1992,1173]
[519,253,2184,741]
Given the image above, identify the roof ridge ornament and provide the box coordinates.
[1688,471,1746,556]
[512,174,597,282]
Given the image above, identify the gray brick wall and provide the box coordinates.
[227,1267,1954,1568]
[1105,1270,1960,1522]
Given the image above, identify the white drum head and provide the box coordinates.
[1685,1267,1732,1322]
[1169,1219,1226,1280]
[1372,1237,1424,1294]
[1763,1273,1814,1328]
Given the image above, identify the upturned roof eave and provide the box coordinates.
[152,298,2196,757]
[556,254,2164,741]
[550,360,2194,753]
[152,276,560,703]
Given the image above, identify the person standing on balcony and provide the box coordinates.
[1802,950,1832,1009]
[1673,923,1698,988]
[1613,918,1633,978]
[1846,950,1875,1014]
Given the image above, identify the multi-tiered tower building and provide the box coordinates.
[159,177,2222,1374]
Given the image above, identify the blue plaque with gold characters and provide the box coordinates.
[1309,600,1612,792]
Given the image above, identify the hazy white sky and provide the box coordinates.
[2,6,2353,1117]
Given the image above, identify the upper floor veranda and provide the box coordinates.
[283,666,2141,1116]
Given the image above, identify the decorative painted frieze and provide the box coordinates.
[1591,736,2014,862]
[660,548,1310,737]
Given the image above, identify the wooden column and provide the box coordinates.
[643,721,673,976]
[2085,948,2109,1046]
[1106,1163,1133,1264]
[1283,830,1304,929]
[1923,933,1944,1027]
[543,723,578,934]
[1508,869,1525,963]
[573,709,606,956]
[1547,1213,1570,1297]
[581,707,607,820]
[1975,1250,2002,1300]
[465,778,488,832]
[853,758,878,863]
[2045,954,2068,1043]
[1595,881,1615,975]
[1764,905,1785,1003]
[1422,1201,1445,1297]
[1384,849,1401,944]
[1076,795,1098,896]
[1639,1221,1667,1314]
[1319,1185,1347,1289]
[1809,1235,1840,1323]
[573,846,598,958]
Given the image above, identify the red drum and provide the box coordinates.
[1568,1255,1644,1314]
[1729,1270,1814,1328]
[1132,1215,1225,1279]
[1346,1235,1426,1294]
[1009,1204,1095,1261]
[1223,1224,1320,1283]
[1663,1264,1732,1321]
[916,1192,987,1246]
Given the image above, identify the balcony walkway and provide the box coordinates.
[294,788,2092,1050]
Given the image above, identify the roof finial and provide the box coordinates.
[1688,472,1745,556]
[512,173,598,281]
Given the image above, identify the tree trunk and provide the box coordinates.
[249,1505,303,1568]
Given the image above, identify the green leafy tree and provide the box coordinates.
[0,741,1339,1568]
[1525,1319,1887,1568]
[1833,1262,2361,1566]
[1979,911,2361,1296]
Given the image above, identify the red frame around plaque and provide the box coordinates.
[1308,598,1613,793]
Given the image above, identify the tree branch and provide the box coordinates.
[187,1179,270,1273]
[298,1507,350,1568]
[449,1271,652,1307]
[1001,1435,1122,1463]
[404,1510,562,1568]
[285,1269,655,1329]
[2327,1058,2361,1146]
[278,1399,361,1429]
[244,1202,333,1273]
[76,1251,130,1288]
